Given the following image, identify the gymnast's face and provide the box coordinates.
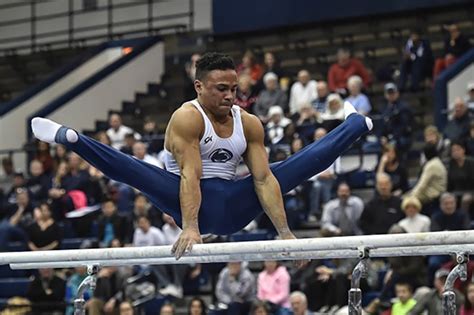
[195,69,238,118]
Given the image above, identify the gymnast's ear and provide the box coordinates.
[194,79,203,95]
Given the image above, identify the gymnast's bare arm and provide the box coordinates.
[165,104,204,259]
[242,111,296,241]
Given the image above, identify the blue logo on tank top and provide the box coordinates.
[209,148,233,163]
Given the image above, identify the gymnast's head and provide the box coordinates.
[194,52,237,117]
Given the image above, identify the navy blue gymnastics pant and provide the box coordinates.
[62,113,369,235]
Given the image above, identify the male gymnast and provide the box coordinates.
[31,52,372,259]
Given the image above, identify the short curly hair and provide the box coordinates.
[195,52,235,81]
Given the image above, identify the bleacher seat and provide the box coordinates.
[0,278,31,299]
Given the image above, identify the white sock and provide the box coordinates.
[343,101,357,120]
[365,117,373,131]
[31,117,78,143]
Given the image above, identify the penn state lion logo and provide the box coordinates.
[209,148,233,163]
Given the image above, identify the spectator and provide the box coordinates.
[422,125,450,164]
[448,141,474,213]
[133,142,162,168]
[433,23,471,78]
[95,131,112,146]
[250,300,270,315]
[466,82,474,112]
[52,144,68,170]
[265,106,293,147]
[408,268,464,315]
[406,144,447,213]
[254,72,288,119]
[0,190,28,251]
[398,196,430,233]
[289,70,317,115]
[65,267,92,315]
[391,282,417,315]
[320,94,344,131]
[309,128,338,220]
[120,133,137,155]
[160,303,176,315]
[5,187,34,222]
[377,144,409,195]
[0,157,14,195]
[235,74,258,112]
[162,213,181,245]
[257,261,291,309]
[468,123,474,156]
[106,113,141,150]
[399,29,433,92]
[26,159,50,202]
[431,193,470,232]
[119,300,135,315]
[98,199,130,246]
[188,297,207,315]
[345,75,372,115]
[311,81,330,113]
[289,291,311,315]
[294,105,320,144]
[142,117,162,155]
[320,182,364,236]
[262,52,283,80]
[5,171,27,206]
[27,202,62,251]
[26,268,66,315]
[34,141,54,175]
[129,194,161,230]
[461,282,474,315]
[236,50,263,85]
[444,97,471,142]
[132,215,166,247]
[378,225,427,304]
[359,173,404,235]
[379,83,413,155]
[88,266,130,315]
[328,48,371,95]
[216,261,256,314]
[185,53,201,100]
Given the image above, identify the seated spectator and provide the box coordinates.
[65,267,92,315]
[391,282,417,315]
[295,105,320,144]
[128,194,161,230]
[422,125,450,164]
[289,291,311,315]
[250,300,270,315]
[235,74,258,112]
[98,199,130,247]
[311,81,330,113]
[142,117,163,154]
[309,128,338,220]
[378,225,427,304]
[236,50,263,85]
[377,144,409,195]
[379,83,413,155]
[133,142,162,168]
[399,29,433,92]
[265,106,293,147]
[26,268,66,315]
[261,52,283,80]
[106,113,141,150]
[160,303,176,315]
[321,182,364,236]
[468,122,474,156]
[406,144,447,214]
[444,97,471,142]
[254,72,288,120]
[5,187,35,223]
[4,171,27,206]
[257,261,291,309]
[433,23,471,78]
[0,190,29,251]
[162,213,181,245]
[328,48,371,95]
[0,157,14,197]
[27,202,62,251]
[448,141,474,213]
[184,53,201,100]
[461,282,474,315]
[132,215,166,247]
[398,196,430,233]
[345,75,372,115]
[95,131,112,146]
[120,133,137,155]
[359,173,404,235]
[408,268,464,315]
[320,94,344,131]
[119,300,135,315]
[34,141,54,175]
[188,297,207,315]
[466,82,474,112]
[26,159,50,202]
[289,70,317,115]
[216,261,256,314]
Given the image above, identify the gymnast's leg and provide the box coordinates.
[31,118,182,220]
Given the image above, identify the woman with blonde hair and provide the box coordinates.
[398,196,431,233]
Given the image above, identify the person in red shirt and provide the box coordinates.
[327,48,371,95]
[237,50,263,86]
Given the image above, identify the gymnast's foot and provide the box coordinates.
[344,101,373,131]
[31,117,78,144]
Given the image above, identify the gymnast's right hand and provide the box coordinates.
[171,227,202,260]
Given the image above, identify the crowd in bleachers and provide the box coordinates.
[0,22,473,315]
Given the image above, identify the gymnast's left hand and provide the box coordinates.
[172,227,202,260]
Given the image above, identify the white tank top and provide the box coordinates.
[164,100,247,180]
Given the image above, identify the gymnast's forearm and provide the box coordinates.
[179,174,202,231]
[254,174,292,237]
